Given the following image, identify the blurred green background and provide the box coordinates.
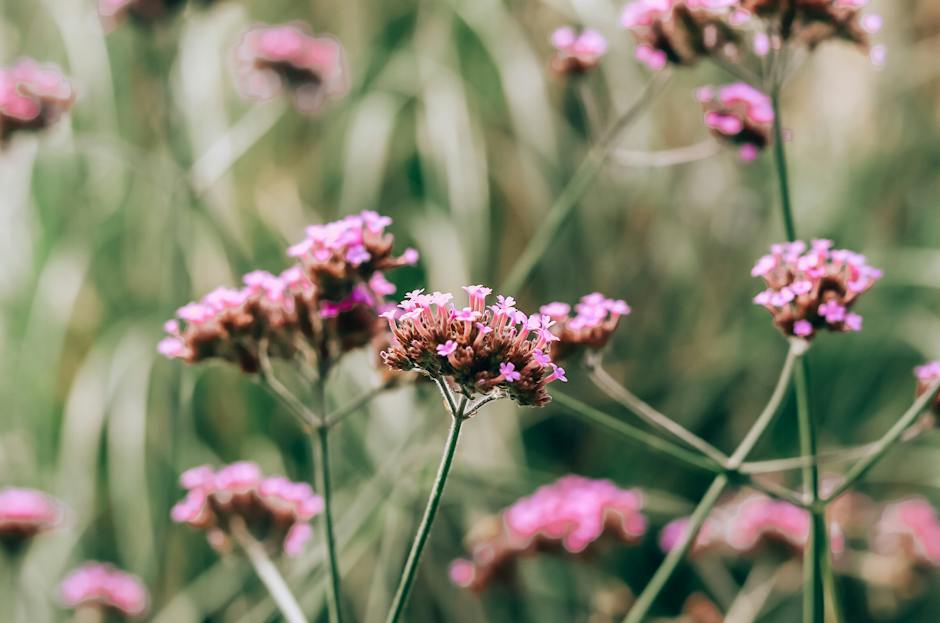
[2,0,940,620]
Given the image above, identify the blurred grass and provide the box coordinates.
[1,0,940,621]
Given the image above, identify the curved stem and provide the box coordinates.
[552,391,721,474]
[230,519,308,623]
[314,381,344,623]
[825,379,940,502]
[794,358,825,623]
[501,73,670,294]
[325,382,393,428]
[623,475,729,623]
[386,403,466,623]
[588,365,728,466]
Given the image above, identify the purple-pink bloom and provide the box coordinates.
[0,487,64,552]
[550,27,608,74]
[874,498,940,566]
[0,58,74,145]
[60,563,149,618]
[437,340,458,357]
[499,362,521,383]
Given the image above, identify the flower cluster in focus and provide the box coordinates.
[235,23,348,114]
[539,293,631,362]
[158,210,415,372]
[550,27,608,75]
[0,59,74,145]
[171,461,324,556]
[697,82,774,161]
[752,239,882,340]
[60,563,149,619]
[0,487,64,554]
[449,475,646,591]
[381,286,568,407]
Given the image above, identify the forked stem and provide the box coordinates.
[386,396,468,623]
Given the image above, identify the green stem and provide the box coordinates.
[794,359,825,623]
[770,88,796,242]
[825,379,940,502]
[501,73,670,294]
[589,365,728,466]
[315,414,344,623]
[623,476,729,623]
[231,519,308,623]
[552,391,721,474]
[386,404,466,623]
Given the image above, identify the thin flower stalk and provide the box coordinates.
[230,519,308,623]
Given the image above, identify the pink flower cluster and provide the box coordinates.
[539,293,631,361]
[661,493,844,556]
[697,82,774,161]
[60,563,149,618]
[549,27,608,74]
[752,239,882,339]
[450,476,646,591]
[0,487,64,552]
[0,58,74,144]
[235,23,348,114]
[159,210,415,372]
[873,498,940,567]
[171,461,324,556]
[381,286,568,407]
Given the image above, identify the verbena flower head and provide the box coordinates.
[0,59,74,145]
[751,239,882,340]
[739,0,878,53]
[550,27,608,74]
[171,461,324,556]
[159,211,413,372]
[696,83,774,161]
[0,487,64,554]
[235,23,348,114]
[381,287,567,407]
[60,563,149,619]
[873,498,940,567]
[539,293,630,362]
[620,0,739,70]
[450,476,646,591]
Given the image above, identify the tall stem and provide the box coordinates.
[624,476,729,623]
[231,520,308,623]
[770,89,796,242]
[315,380,344,623]
[386,408,466,623]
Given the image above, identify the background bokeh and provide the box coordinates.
[2,0,940,621]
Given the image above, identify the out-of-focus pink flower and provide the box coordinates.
[171,461,324,556]
[550,27,608,74]
[451,476,646,591]
[60,563,149,618]
[382,286,565,407]
[0,487,64,553]
[0,59,74,145]
[235,22,347,114]
[752,240,881,340]
[874,498,940,567]
[698,82,774,162]
[539,292,630,361]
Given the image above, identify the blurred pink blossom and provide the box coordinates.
[60,563,149,618]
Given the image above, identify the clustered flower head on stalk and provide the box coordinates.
[59,563,149,619]
[539,293,631,362]
[158,210,415,372]
[740,0,881,55]
[0,487,65,555]
[0,59,74,145]
[873,498,940,568]
[661,492,845,557]
[235,22,348,114]
[696,82,774,161]
[449,475,646,591]
[171,461,324,557]
[381,286,568,408]
[549,27,608,75]
[751,239,882,340]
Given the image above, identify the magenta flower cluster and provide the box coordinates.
[874,498,940,567]
[752,239,882,339]
[549,27,608,74]
[171,461,324,556]
[539,292,631,360]
[449,475,646,591]
[697,82,774,161]
[0,487,63,552]
[59,563,149,618]
[381,286,568,407]
[0,58,74,144]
